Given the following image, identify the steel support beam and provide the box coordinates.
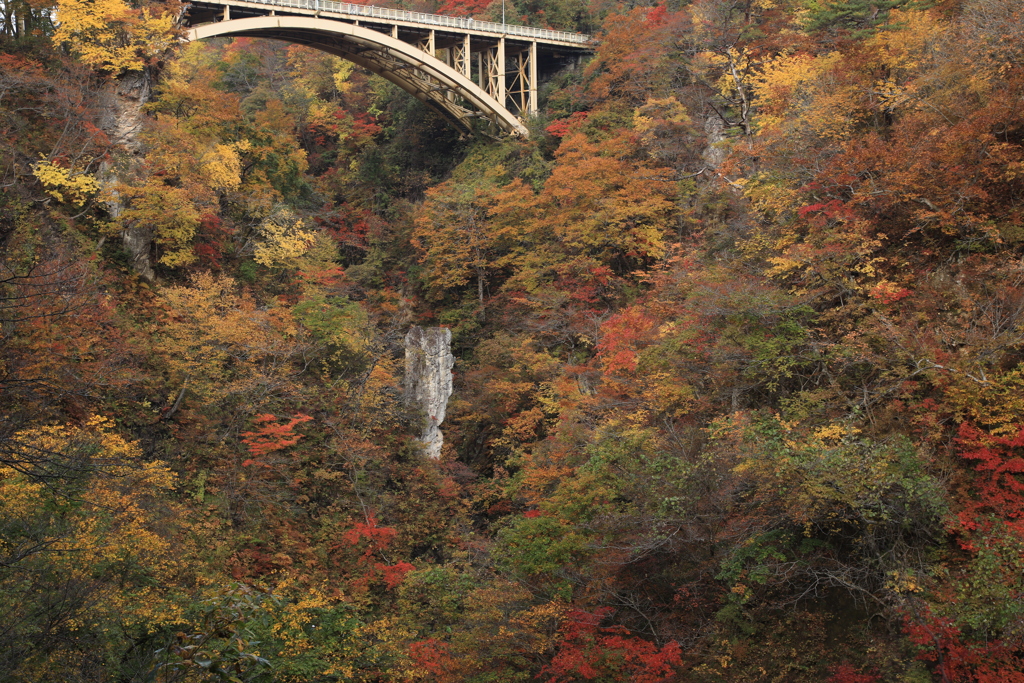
[483,38,505,106]
[529,40,538,115]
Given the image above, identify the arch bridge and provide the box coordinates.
[184,0,594,137]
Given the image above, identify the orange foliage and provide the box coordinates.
[241,413,314,462]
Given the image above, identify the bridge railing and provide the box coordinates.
[232,0,593,44]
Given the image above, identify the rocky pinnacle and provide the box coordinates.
[404,326,454,459]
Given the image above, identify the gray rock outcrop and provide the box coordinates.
[404,326,454,459]
[99,70,155,281]
[703,115,727,169]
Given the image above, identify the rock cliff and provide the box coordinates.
[404,326,454,459]
[99,69,155,281]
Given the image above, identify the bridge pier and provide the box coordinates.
[483,38,504,107]
[415,29,435,54]
[442,36,472,105]
[504,42,538,116]
[457,35,470,78]
[530,41,538,114]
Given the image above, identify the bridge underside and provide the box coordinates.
[186,5,590,137]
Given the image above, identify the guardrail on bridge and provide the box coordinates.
[229,0,593,44]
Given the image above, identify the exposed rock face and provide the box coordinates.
[100,70,151,155]
[703,115,727,169]
[99,70,155,282]
[404,326,454,459]
[119,221,155,282]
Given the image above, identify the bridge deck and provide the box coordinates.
[189,0,593,48]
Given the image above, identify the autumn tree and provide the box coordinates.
[53,0,177,73]
[0,417,187,680]
[413,162,510,313]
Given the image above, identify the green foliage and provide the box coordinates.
[293,295,371,376]
[0,418,185,681]
[942,519,1024,642]
[149,584,368,683]
[733,413,948,530]
[709,412,948,635]
[495,515,588,597]
[148,585,276,682]
[801,0,932,37]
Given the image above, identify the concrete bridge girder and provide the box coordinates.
[187,16,531,137]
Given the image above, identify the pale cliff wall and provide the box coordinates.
[403,326,454,459]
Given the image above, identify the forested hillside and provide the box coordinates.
[1,0,1023,680]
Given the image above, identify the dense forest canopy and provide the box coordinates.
[1,0,1024,680]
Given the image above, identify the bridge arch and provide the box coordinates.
[187,16,529,137]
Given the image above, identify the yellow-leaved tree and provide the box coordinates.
[53,0,176,72]
[116,138,244,267]
[153,272,310,411]
[31,159,101,205]
[252,206,318,269]
[0,416,189,679]
[118,179,202,266]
